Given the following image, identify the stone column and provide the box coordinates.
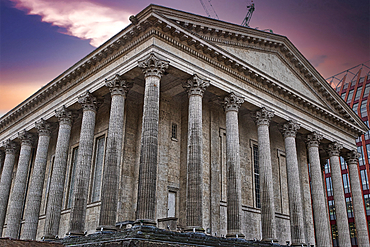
[327,142,351,247]
[346,150,370,247]
[135,53,169,225]
[0,140,17,236]
[224,92,244,238]
[98,74,132,230]
[281,120,306,245]
[182,74,209,231]
[306,132,332,247]
[253,107,276,242]
[69,91,101,235]
[21,119,51,240]
[43,106,73,239]
[6,130,34,239]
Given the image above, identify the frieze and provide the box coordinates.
[0,12,364,139]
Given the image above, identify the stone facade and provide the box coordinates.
[0,4,368,247]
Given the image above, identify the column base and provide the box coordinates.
[226,233,245,238]
[183,226,205,233]
[96,225,117,232]
[42,235,57,241]
[66,231,85,237]
[261,237,278,243]
[133,219,157,226]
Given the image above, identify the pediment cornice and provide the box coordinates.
[0,6,366,138]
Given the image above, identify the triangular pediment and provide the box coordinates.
[216,44,326,108]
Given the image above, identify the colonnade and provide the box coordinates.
[0,53,368,246]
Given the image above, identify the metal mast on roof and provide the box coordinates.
[241,1,255,27]
[199,0,219,19]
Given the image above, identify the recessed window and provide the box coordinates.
[347,89,354,103]
[342,173,351,194]
[67,146,79,208]
[253,145,260,209]
[346,197,354,218]
[354,86,363,100]
[91,135,105,202]
[167,191,176,217]
[328,200,336,220]
[171,123,177,140]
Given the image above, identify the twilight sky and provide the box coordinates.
[0,0,369,117]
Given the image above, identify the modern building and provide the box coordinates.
[0,5,369,247]
[327,62,370,246]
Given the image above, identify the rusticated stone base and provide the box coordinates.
[52,225,288,247]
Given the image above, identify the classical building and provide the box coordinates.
[326,63,370,246]
[0,5,369,247]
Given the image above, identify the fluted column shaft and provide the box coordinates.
[328,142,351,247]
[306,132,332,247]
[69,91,100,235]
[182,75,209,230]
[224,93,244,238]
[6,131,34,239]
[98,75,132,229]
[282,121,305,245]
[254,108,276,242]
[21,120,51,240]
[136,53,169,223]
[0,140,17,236]
[346,151,370,247]
[43,106,73,239]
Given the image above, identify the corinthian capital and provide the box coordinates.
[182,74,210,97]
[18,130,34,147]
[306,131,323,148]
[4,139,17,154]
[223,92,244,112]
[105,74,133,97]
[282,120,300,138]
[55,106,73,126]
[253,107,274,126]
[138,53,169,78]
[78,91,103,112]
[35,118,51,137]
[327,142,343,157]
[346,150,360,165]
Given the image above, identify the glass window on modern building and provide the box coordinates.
[364,194,370,215]
[325,160,331,173]
[359,76,365,84]
[352,103,359,114]
[342,173,351,194]
[357,146,365,166]
[360,169,369,191]
[363,83,370,98]
[351,79,357,87]
[328,200,336,220]
[346,197,354,218]
[360,100,368,117]
[347,89,354,103]
[354,86,363,101]
[331,224,339,247]
[341,92,346,99]
[326,177,333,197]
[340,157,347,170]
[349,222,358,245]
